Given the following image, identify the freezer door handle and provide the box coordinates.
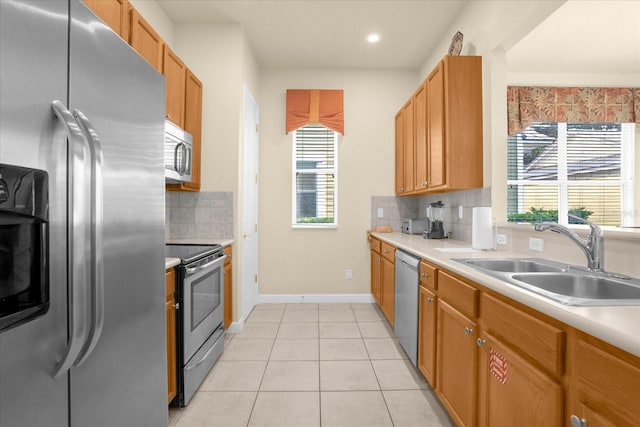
[73,109,105,367]
[51,100,91,379]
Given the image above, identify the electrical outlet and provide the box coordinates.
[529,237,544,252]
[377,208,384,218]
[496,233,507,245]
[458,206,464,219]
[345,269,353,280]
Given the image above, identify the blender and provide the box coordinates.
[424,201,446,239]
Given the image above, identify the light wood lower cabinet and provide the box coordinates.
[370,249,381,305]
[477,332,563,427]
[223,245,233,329]
[418,285,437,387]
[369,238,395,326]
[165,268,176,404]
[436,299,478,427]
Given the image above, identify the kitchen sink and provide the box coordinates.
[461,258,567,273]
[511,273,640,303]
[454,258,640,306]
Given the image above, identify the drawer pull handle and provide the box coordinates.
[464,327,473,335]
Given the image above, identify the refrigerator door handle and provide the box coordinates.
[72,109,105,367]
[51,100,91,379]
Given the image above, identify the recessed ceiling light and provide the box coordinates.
[367,33,381,44]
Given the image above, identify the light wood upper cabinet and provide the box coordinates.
[182,70,203,191]
[394,109,405,194]
[414,83,428,190]
[129,8,163,73]
[426,62,446,190]
[163,45,187,128]
[395,55,483,195]
[83,0,129,40]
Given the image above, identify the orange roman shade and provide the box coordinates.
[286,89,344,134]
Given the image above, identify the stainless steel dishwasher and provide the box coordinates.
[394,249,420,366]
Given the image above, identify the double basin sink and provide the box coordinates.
[454,258,640,306]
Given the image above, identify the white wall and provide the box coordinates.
[258,69,417,295]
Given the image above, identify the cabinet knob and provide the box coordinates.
[421,272,428,278]
[570,415,587,427]
[426,297,434,303]
[464,327,473,335]
[422,181,429,186]
[174,302,180,310]
[477,338,486,346]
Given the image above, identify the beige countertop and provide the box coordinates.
[165,239,234,270]
[371,232,640,357]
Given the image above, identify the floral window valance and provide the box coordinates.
[286,89,344,135]
[507,86,640,135]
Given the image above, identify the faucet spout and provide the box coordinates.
[533,215,604,272]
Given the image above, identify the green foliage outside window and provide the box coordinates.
[296,217,334,224]
[507,207,593,224]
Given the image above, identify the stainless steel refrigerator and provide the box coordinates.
[0,1,167,426]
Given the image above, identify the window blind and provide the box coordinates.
[507,122,634,226]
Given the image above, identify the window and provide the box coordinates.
[507,122,636,227]
[292,124,338,227]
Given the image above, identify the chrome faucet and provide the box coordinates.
[534,214,604,272]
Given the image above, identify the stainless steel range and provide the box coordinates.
[166,243,226,406]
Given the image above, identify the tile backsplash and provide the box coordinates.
[371,187,491,242]
[165,191,233,240]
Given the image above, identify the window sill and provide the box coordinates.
[292,224,338,230]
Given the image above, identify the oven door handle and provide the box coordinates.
[185,255,226,276]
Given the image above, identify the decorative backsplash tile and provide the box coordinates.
[371,188,491,242]
[165,191,233,239]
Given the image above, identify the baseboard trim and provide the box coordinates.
[226,320,244,334]
[257,293,375,304]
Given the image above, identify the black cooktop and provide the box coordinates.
[165,243,223,264]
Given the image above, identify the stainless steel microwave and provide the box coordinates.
[164,120,193,183]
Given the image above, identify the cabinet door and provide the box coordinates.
[414,83,428,190]
[394,109,404,194]
[571,403,619,427]
[182,70,203,191]
[418,286,436,387]
[381,256,395,326]
[83,0,129,40]
[402,98,415,193]
[163,45,186,128]
[477,332,563,427]
[165,269,176,403]
[436,300,477,427]
[370,250,381,305]
[129,8,163,72]
[224,263,232,329]
[426,62,445,189]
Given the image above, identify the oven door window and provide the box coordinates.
[190,267,221,331]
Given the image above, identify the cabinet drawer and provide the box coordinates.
[223,245,232,266]
[437,271,478,318]
[370,238,381,253]
[481,294,564,376]
[165,268,175,300]
[380,241,396,263]
[419,261,437,291]
[575,338,640,425]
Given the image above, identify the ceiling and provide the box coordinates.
[155,0,467,69]
[507,0,640,74]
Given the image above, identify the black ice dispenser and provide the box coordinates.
[0,164,49,333]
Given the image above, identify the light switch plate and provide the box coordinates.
[345,269,353,280]
[497,233,507,245]
[529,237,544,252]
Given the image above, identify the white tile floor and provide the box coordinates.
[169,303,453,427]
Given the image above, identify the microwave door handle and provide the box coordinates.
[181,143,188,175]
[51,101,90,379]
[174,142,181,173]
[72,109,105,367]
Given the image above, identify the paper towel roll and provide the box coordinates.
[472,207,494,250]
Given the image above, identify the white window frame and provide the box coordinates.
[291,125,339,228]
[507,122,635,226]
